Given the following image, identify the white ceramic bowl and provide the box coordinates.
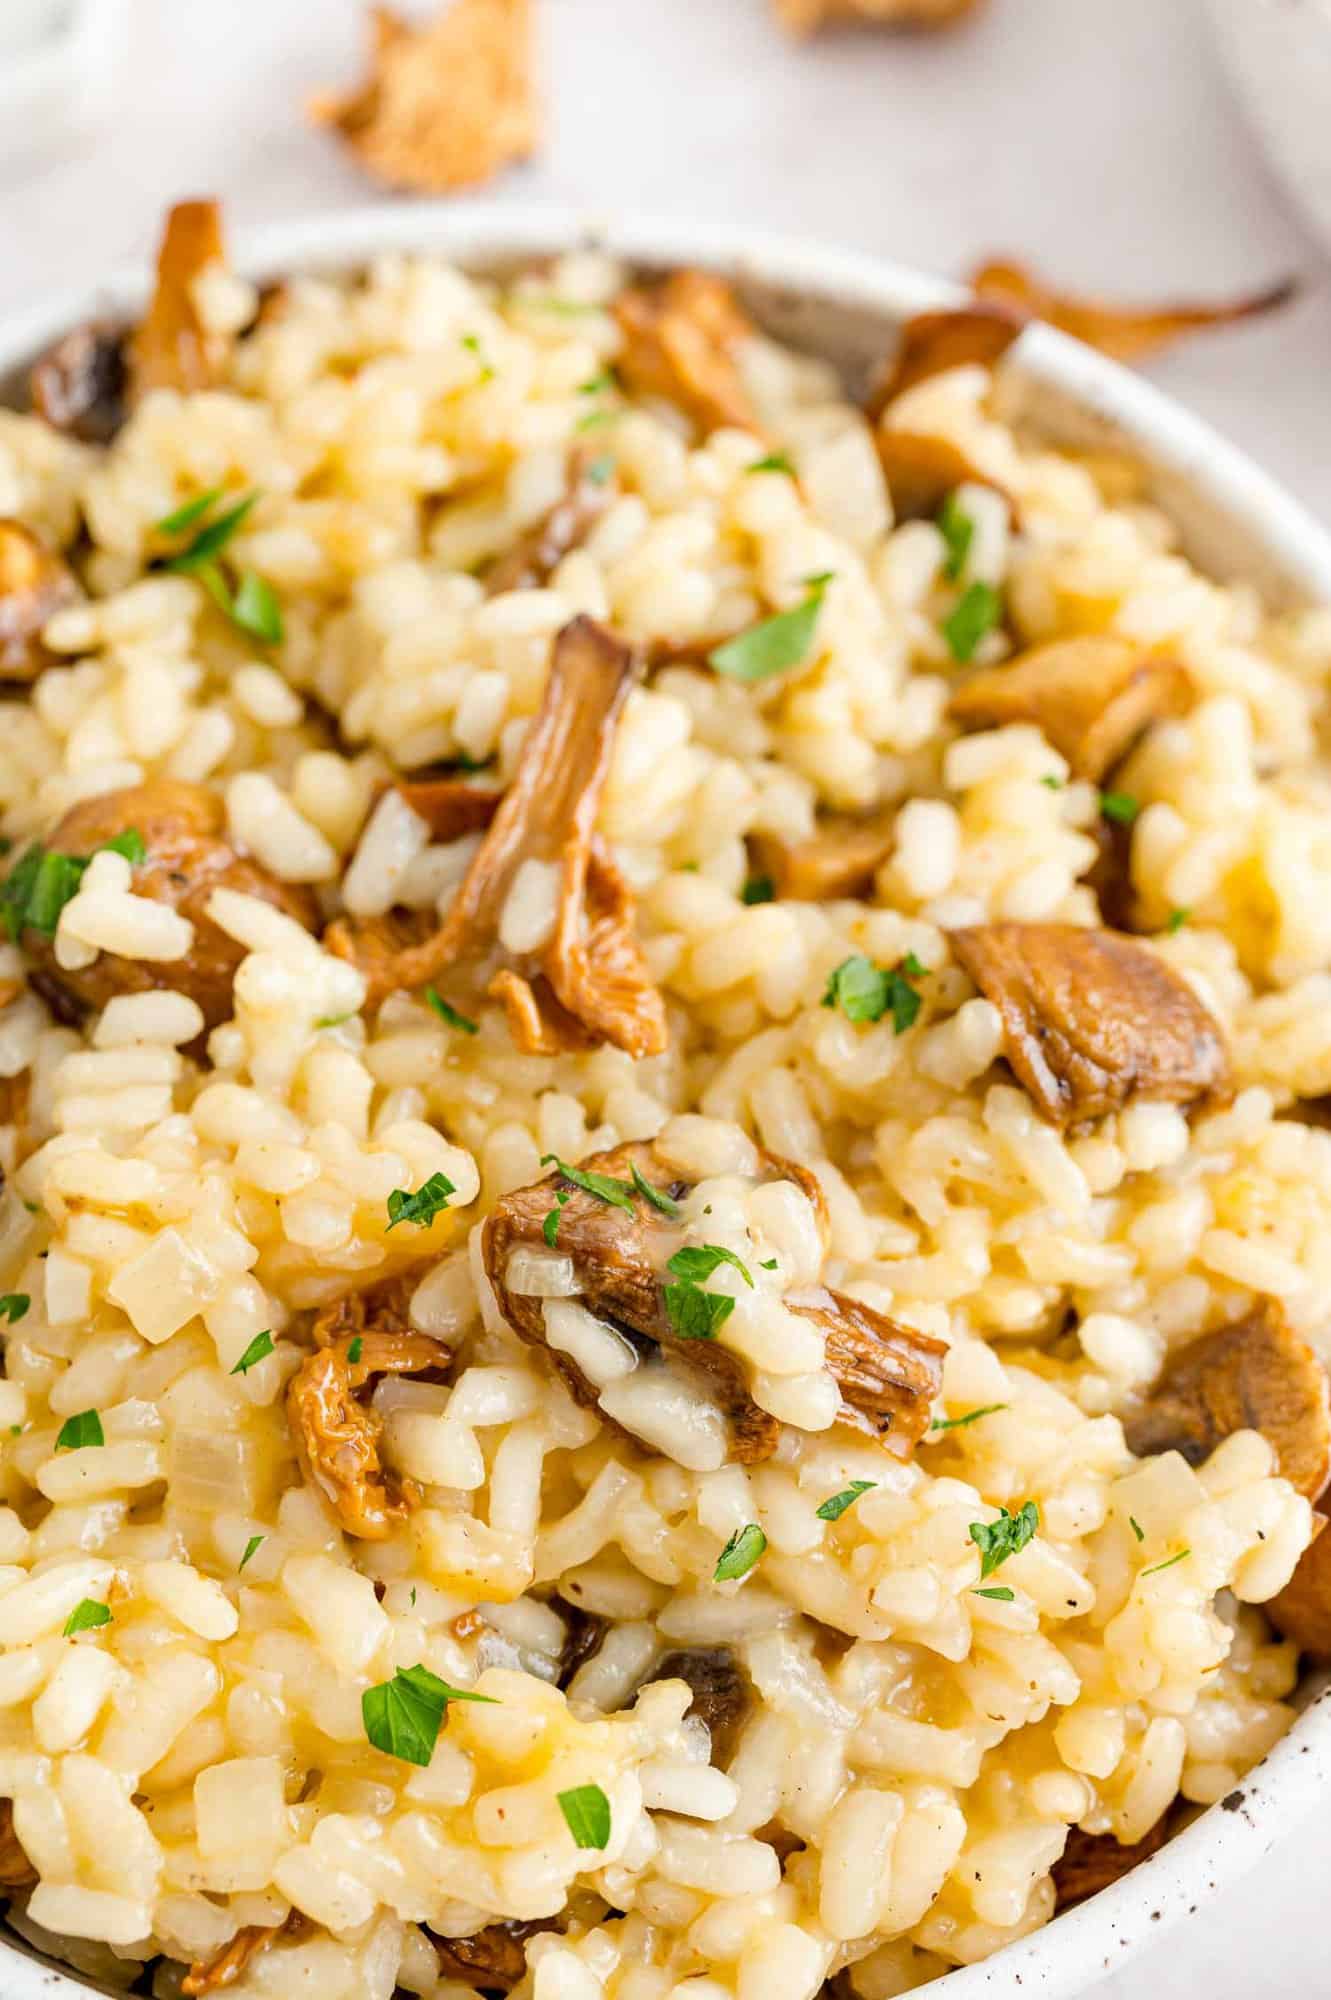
[3,204,1331,2000]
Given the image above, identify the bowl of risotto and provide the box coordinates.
[1,201,1331,2000]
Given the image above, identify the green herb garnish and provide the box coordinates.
[362,1663,496,1767]
[1099,790,1140,825]
[540,1155,636,1214]
[666,1245,753,1288]
[239,1535,264,1571]
[0,1295,29,1324]
[663,1283,735,1341]
[230,572,284,645]
[426,988,479,1035]
[584,454,616,485]
[816,1481,877,1522]
[1040,773,1065,790]
[55,1409,104,1452]
[1166,907,1190,934]
[347,1336,364,1366]
[708,574,833,684]
[973,1585,1015,1602]
[315,1012,355,1029]
[161,492,259,571]
[747,452,796,477]
[1141,1548,1189,1577]
[62,1599,111,1636]
[942,581,1002,662]
[462,333,495,383]
[155,490,282,646]
[714,1523,767,1582]
[386,1172,456,1231]
[931,1403,1008,1432]
[741,875,775,905]
[154,488,224,538]
[969,1500,1039,1578]
[631,1164,681,1218]
[822,951,926,1032]
[557,1784,611,1850]
[938,492,974,582]
[231,1331,274,1376]
[1129,1515,1145,1543]
[543,1192,570,1247]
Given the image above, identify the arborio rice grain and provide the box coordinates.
[0,212,1328,2000]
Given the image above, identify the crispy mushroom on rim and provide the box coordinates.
[948,635,1193,784]
[773,0,985,31]
[0,521,80,685]
[327,615,668,1059]
[483,1138,944,1466]
[866,302,1024,522]
[969,258,1297,366]
[949,921,1233,1129]
[1052,1812,1176,1911]
[613,270,763,440]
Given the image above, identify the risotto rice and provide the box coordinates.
[0,205,1328,2000]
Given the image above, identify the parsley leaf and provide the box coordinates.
[816,1480,876,1522]
[631,1164,682,1218]
[1,828,150,943]
[230,571,284,646]
[747,452,796,477]
[822,951,925,1031]
[930,1403,1008,1432]
[663,1282,735,1340]
[0,1294,29,1324]
[708,575,832,684]
[154,488,224,538]
[62,1599,111,1636]
[55,1409,104,1452]
[942,581,1002,662]
[239,1534,264,1571]
[741,875,775,905]
[540,1155,636,1214]
[1129,1515,1145,1543]
[316,1012,355,1029]
[1141,1547,1189,1577]
[386,1172,456,1231]
[1040,773,1065,790]
[231,1331,274,1376]
[426,987,479,1035]
[938,492,974,582]
[973,1585,1015,1602]
[1099,790,1140,824]
[347,1336,364,1365]
[666,1245,753,1288]
[759,1256,778,1270]
[362,1663,497,1767]
[161,492,259,572]
[26,852,87,935]
[543,1192,569,1247]
[714,1522,767,1581]
[154,489,282,646]
[462,333,495,383]
[1166,907,1190,935]
[558,1784,611,1850]
[969,1500,1039,1578]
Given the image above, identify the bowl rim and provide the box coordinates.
[3,198,1331,2000]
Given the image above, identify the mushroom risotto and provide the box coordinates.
[1,202,1330,2000]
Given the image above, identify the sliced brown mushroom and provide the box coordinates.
[393,774,502,843]
[30,321,129,444]
[749,811,895,902]
[482,1138,943,1465]
[182,1914,312,1996]
[0,1798,36,1891]
[429,1920,558,1995]
[1268,1511,1331,1658]
[1122,1301,1331,1502]
[484,451,615,595]
[648,1646,753,1766]
[774,0,984,31]
[948,922,1233,1128]
[12,780,320,1031]
[551,1595,609,1688]
[947,636,1192,784]
[969,258,1296,367]
[126,199,232,400]
[327,616,668,1059]
[288,1291,452,1540]
[0,521,80,683]
[1052,1811,1174,1910]
[613,270,762,439]
[874,428,1012,526]
[868,302,1025,419]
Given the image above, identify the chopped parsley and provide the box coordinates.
[540,1155,636,1214]
[239,1534,264,1571]
[62,1599,111,1636]
[1099,790,1140,825]
[1166,907,1190,934]
[1129,1515,1146,1543]
[741,875,775,905]
[584,454,616,485]
[362,1663,496,1767]
[347,1336,364,1366]
[663,1282,735,1341]
[385,1171,456,1231]
[0,831,149,944]
[822,951,926,1032]
[969,1500,1039,1579]
[714,1522,767,1582]
[154,488,223,538]
[631,1164,681,1218]
[937,492,975,582]
[154,489,283,646]
[931,1403,1008,1432]
[759,1256,778,1270]
[973,1585,1015,1602]
[158,490,258,566]
[816,1481,877,1522]
[230,1331,274,1376]
[55,1409,104,1452]
[1040,773,1065,791]
[229,571,284,646]
[543,1192,570,1247]
[1141,1548,1189,1577]
[942,580,1002,662]
[578,369,616,397]
[0,1294,29,1324]
[667,1245,753,1288]
[557,1783,611,1850]
[747,452,796,477]
[708,574,833,684]
[462,333,495,383]
[576,407,617,433]
[426,987,479,1035]
[315,1012,355,1029]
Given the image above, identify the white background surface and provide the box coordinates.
[3,0,1329,1992]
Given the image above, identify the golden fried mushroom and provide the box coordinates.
[12,780,320,1031]
[182,1914,312,1996]
[127,199,233,400]
[614,270,762,440]
[311,0,537,195]
[1122,1301,1331,1501]
[749,812,896,903]
[1052,1813,1175,1910]
[948,636,1192,783]
[774,0,984,31]
[949,922,1233,1128]
[483,452,616,595]
[868,301,1025,418]
[969,258,1296,366]
[1268,1512,1331,1658]
[30,321,128,443]
[0,521,80,684]
[429,1921,557,1993]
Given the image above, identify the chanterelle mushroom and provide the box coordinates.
[948,636,1192,784]
[1268,1509,1331,1658]
[0,521,80,684]
[748,811,896,903]
[1052,1813,1175,1911]
[1122,1300,1331,1502]
[613,270,762,440]
[969,258,1296,367]
[483,450,615,596]
[10,780,319,1031]
[0,1798,36,1890]
[774,0,983,30]
[949,922,1233,1129]
[182,1916,312,1997]
[428,1921,558,1994]
[327,616,668,1059]
[868,302,1025,418]
[482,1138,944,1466]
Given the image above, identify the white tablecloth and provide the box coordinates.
[3,0,1329,1992]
